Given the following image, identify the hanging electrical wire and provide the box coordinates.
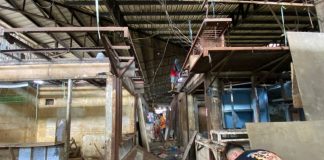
[151,37,170,86]
[157,0,192,46]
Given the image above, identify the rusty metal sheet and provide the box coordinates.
[247,121,324,160]
[287,32,324,120]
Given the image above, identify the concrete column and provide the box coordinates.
[105,76,113,160]
[64,79,72,160]
[315,0,324,32]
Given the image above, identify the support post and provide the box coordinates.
[204,74,213,135]
[65,79,73,160]
[315,0,324,32]
[105,75,122,160]
[204,74,222,133]
[251,76,260,123]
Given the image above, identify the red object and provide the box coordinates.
[170,64,177,77]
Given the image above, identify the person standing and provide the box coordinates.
[154,115,160,141]
[169,58,181,92]
[159,114,166,141]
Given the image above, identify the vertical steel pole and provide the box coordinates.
[65,79,73,160]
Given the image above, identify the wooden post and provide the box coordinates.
[64,79,73,160]
[105,76,122,160]
[204,74,222,132]
[204,74,213,135]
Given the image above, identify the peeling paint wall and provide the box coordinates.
[36,86,106,144]
[122,89,135,134]
[36,85,135,157]
[0,87,37,143]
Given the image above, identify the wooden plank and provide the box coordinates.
[182,131,198,160]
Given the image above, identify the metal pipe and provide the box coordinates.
[65,79,73,160]
[0,82,28,88]
[35,84,39,122]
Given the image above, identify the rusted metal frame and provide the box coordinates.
[205,46,290,51]
[124,35,144,79]
[4,27,128,35]
[1,46,130,54]
[209,51,234,73]
[32,0,92,58]
[118,59,135,78]
[208,52,234,90]
[182,18,232,70]
[257,54,291,84]
[101,34,120,76]
[5,0,83,59]
[230,3,261,27]
[253,55,289,73]
[1,33,52,60]
[111,76,122,160]
[0,5,78,27]
[69,9,99,46]
[103,0,128,26]
[1,53,20,61]
[0,3,53,60]
[186,74,205,94]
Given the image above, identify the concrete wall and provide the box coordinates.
[36,85,135,157]
[36,86,106,144]
[0,87,37,143]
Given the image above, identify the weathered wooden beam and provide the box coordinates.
[0,59,110,81]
